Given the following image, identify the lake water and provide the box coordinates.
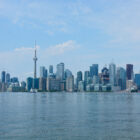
[0,92,140,140]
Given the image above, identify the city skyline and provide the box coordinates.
[0,0,140,80]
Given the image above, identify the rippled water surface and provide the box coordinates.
[0,92,140,140]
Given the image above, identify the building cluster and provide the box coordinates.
[25,63,140,92]
[0,71,26,92]
[0,48,139,93]
[0,63,140,92]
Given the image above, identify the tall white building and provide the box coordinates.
[66,75,74,92]
[109,63,116,87]
[56,63,65,80]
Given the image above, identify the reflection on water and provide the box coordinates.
[0,92,140,140]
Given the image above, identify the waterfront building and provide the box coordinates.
[0,82,2,92]
[60,81,66,91]
[7,83,25,92]
[109,63,116,87]
[49,65,53,74]
[94,84,102,92]
[33,78,39,89]
[126,80,135,91]
[134,74,140,90]
[78,81,84,92]
[21,81,26,89]
[56,63,65,80]
[39,77,46,91]
[126,64,133,80]
[1,83,7,92]
[66,75,74,92]
[116,67,126,90]
[93,75,99,85]
[76,71,83,89]
[6,73,10,83]
[84,71,90,82]
[84,71,90,90]
[101,67,109,85]
[1,71,6,83]
[90,64,98,78]
[26,77,33,92]
[47,77,61,92]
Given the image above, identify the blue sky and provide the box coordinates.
[0,0,140,80]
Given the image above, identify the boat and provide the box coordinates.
[130,86,138,93]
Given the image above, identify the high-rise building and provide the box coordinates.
[56,63,65,80]
[135,74,140,90]
[49,65,53,74]
[78,81,84,92]
[46,77,60,91]
[84,71,90,82]
[65,69,72,79]
[45,69,48,78]
[116,67,126,90]
[1,71,6,83]
[93,75,99,85]
[109,63,116,86]
[101,67,109,85]
[84,71,90,89]
[33,78,39,89]
[26,77,33,92]
[76,71,83,89]
[21,81,26,88]
[90,64,98,78]
[40,66,47,78]
[66,75,74,92]
[39,77,46,91]
[6,73,10,83]
[126,64,133,80]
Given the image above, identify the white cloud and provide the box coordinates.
[14,46,40,52]
[46,40,80,55]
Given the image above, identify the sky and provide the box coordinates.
[0,0,140,81]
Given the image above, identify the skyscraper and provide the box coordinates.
[135,74,140,90]
[26,77,33,92]
[49,65,53,74]
[39,77,46,91]
[56,63,65,80]
[101,67,109,85]
[33,42,38,79]
[90,64,98,78]
[116,67,126,90]
[40,66,47,78]
[84,71,90,82]
[33,78,39,89]
[6,73,10,83]
[109,63,116,86]
[76,71,83,89]
[66,75,74,92]
[1,71,6,83]
[126,64,133,80]
[65,69,72,79]
[46,77,61,91]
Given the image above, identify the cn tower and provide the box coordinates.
[33,41,38,79]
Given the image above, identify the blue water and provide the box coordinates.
[0,92,140,140]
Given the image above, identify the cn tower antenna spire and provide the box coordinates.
[33,40,38,79]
